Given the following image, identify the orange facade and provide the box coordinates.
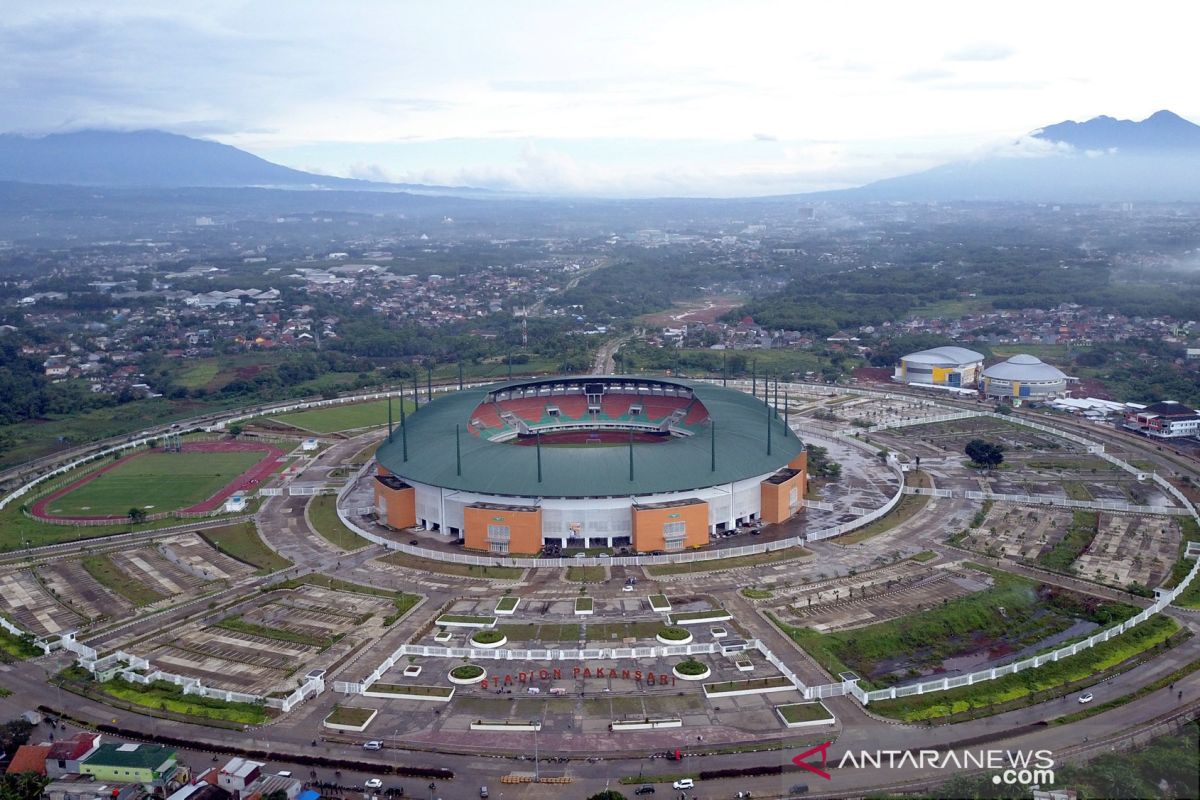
[630,500,709,553]
[759,468,806,524]
[464,504,543,555]
[374,475,416,529]
[788,449,808,474]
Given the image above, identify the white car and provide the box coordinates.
[622,584,634,592]
[672,778,695,790]
[1077,692,1094,704]
[363,740,383,750]
[364,778,384,790]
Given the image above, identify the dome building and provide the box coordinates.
[893,346,985,388]
[981,354,1069,402]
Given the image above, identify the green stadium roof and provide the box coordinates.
[375,377,802,498]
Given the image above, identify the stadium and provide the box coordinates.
[981,353,1070,401]
[372,376,807,555]
[893,346,985,388]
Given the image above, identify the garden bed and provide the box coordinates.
[323,705,378,732]
[669,608,731,625]
[362,683,455,701]
[648,594,672,612]
[775,702,835,728]
[703,676,794,697]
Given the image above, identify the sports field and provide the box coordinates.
[41,448,269,518]
[269,398,413,434]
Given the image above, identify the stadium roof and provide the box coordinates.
[376,377,802,498]
[982,354,1068,382]
[900,346,985,367]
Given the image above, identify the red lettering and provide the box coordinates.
[519,672,527,683]
[554,669,562,680]
[539,669,549,680]
[634,670,643,681]
[607,668,617,679]
[573,667,581,678]
[504,674,513,685]
[622,670,631,680]
[647,673,656,686]
[583,668,592,678]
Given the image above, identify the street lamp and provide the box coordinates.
[427,781,436,800]
[532,721,539,781]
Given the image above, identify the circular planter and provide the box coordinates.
[448,664,487,685]
[672,660,711,681]
[469,630,508,649]
[655,627,694,645]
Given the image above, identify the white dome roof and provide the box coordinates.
[901,346,985,367]
[982,354,1067,382]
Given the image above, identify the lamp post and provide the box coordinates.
[532,721,540,781]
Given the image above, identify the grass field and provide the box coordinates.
[645,546,811,576]
[217,615,333,648]
[199,521,290,574]
[566,565,606,582]
[176,361,221,389]
[269,398,414,434]
[1039,510,1099,572]
[271,575,418,626]
[308,495,370,550]
[0,498,202,553]
[379,550,524,580]
[0,627,43,661]
[498,623,581,642]
[777,702,834,724]
[48,449,266,517]
[770,567,1138,689]
[94,676,268,724]
[80,554,166,606]
[869,615,1180,722]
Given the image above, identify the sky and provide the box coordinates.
[0,1,1195,197]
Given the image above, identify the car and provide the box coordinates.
[363,740,383,750]
[622,584,634,592]
[364,778,383,790]
[574,552,586,559]
[480,787,489,798]
[635,787,656,795]
[276,771,292,778]
[408,539,419,545]
[788,784,809,795]
[737,792,753,799]
[1078,692,1095,704]
[672,778,694,790]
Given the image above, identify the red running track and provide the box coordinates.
[30,441,286,522]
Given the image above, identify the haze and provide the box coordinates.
[1,0,1195,196]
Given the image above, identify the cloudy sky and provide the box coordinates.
[1,1,1193,196]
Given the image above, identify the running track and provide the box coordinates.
[29,441,286,522]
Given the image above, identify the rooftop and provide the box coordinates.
[84,743,176,771]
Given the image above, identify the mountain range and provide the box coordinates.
[1,111,1199,202]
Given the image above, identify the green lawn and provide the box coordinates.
[0,498,199,552]
[80,555,166,606]
[200,521,291,574]
[216,615,332,648]
[366,683,453,697]
[379,550,524,580]
[566,565,606,582]
[308,495,370,550]
[645,547,811,576]
[325,705,376,726]
[669,609,730,624]
[777,702,834,724]
[0,628,42,661]
[271,575,418,626]
[498,623,581,642]
[270,398,414,434]
[769,567,1138,688]
[869,616,1180,722]
[48,449,266,517]
[93,677,268,724]
[585,621,665,641]
[1038,511,1099,572]
[176,360,221,389]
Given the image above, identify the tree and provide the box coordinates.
[0,772,50,800]
[228,423,244,437]
[965,439,1004,469]
[585,792,628,800]
[128,507,147,523]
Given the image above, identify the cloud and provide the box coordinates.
[753,132,778,142]
[945,42,1015,62]
[902,68,955,83]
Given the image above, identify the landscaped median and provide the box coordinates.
[323,705,378,732]
[775,701,835,728]
[668,608,731,625]
[56,667,270,726]
[448,664,487,685]
[362,683,455,702]
[648,594,672,612]
[494,596,520,615]
[703,676,795,697]
[574,597,594,616]
[644,546,812,576]
[435,614,497,629]
[672,658,711,681]
[469,629,508,649]
[655,626,693,645]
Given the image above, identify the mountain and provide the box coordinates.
[1033,110,1200,151]
[0,129,474,194]
[821,111,1200,203]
